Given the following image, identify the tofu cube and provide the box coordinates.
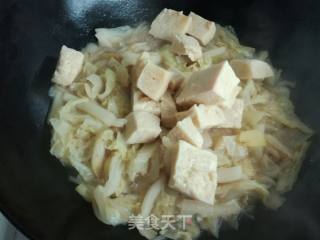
[131,53,152,84]
[149,9,192,41]
[52,45,84,86]
[176,105,225,129]
[160,92,177,128]
[230,59,274,80]
[191,105,226,129]
[202,130,213,149]
[171,34,202,61]
[136,62,171,101]
[169,141,218,205]
[187,12,216,45]
[124,111,162,144]
[219,86,242,109]
[132,88,160,116]
[167,117,203,147]
[218,99,244,129]
[176,61,240,107]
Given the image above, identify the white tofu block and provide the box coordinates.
[132,88,160,116]
[136,62,171,101]
[52,45,84,86]
[230,59,274,80]
[160,92,177,128]
[131,53,153,84]
[176,105,225,129]
[218,99,244,129]
[187,12,216,45]
[201,130,213,149]
[191,105,226,129]
[149,9,192,41]
[132,51,162,86]
[124,111,162,144]
[167,117,203,147]
[169,141,218,205]
[171,34,202,61]
[219,86,242,109]
[176,61,240,107]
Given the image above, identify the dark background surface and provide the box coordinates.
[0,0,320,239]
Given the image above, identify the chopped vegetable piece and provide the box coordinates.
[239,129,266,147]
[218,166,243,183]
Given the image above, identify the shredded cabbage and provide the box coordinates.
[103,152,124,197]
[140,176,166,217]
[93,186,139,226]
[77,100,127,127]
[217,166,243,183]
[128,143,157,181]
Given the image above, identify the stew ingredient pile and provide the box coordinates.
[49,8,313,240]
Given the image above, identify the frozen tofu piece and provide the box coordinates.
[169,141,218,205]
[124,111,162,144]
[176,105,225,129]
[191,105,225,129]
[167,117,203,147]
[136,62,171,101]
[219,86,242,109]
[202,130,213,149]
[160,92,177,128]
[149,9,192,41]
[187,12,216,45]
[176,61,240,107]
[132,88,160,116]
[52,45,84,86]
[218,99,244,129]
[230,59,274,80]
[171,34,202,61]
[131,52,155,83]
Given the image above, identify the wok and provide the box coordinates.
[0,0,320,239]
